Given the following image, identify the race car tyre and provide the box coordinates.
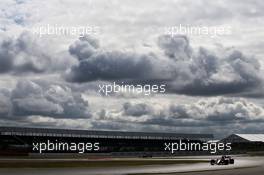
[210,159,216,165]
[224,159,229,165]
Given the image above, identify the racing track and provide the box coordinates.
[0,156,263,175]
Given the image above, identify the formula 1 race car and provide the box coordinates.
[210,155,234,165]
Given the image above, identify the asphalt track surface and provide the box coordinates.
[0,156,263,175]
[159,166,264,175]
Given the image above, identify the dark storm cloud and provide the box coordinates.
[157,35,192,60]
[105,97,264,129]
[123,102,153,116]
[166,97,263,122]
[1,80,91,119]
[69,36,100,60]
[65,36,157,82]
[0,32,51,73]
[66,35,262,97]
[156,35,262,96]
[93,97,264,138]
[91,120,127,131]
[167,47,261,96]
[0,38,15,73]
[0,32,71,74]
[0,89,11,116]
[66,52,154,82]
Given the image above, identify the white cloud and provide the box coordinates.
[0,0,264,136]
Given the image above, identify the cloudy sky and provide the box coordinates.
[1,0,264,138]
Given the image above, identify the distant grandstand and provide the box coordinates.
[0,127,213,156]
[221,134,264,153]
[222,134,264,143]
